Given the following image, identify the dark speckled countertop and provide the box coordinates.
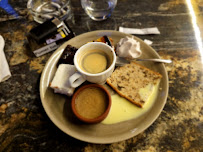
[0,0,202,151]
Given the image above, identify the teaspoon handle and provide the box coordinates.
[136,58,172,63]
[115,56,172,66]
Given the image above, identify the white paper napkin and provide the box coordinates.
[0,35,11,82]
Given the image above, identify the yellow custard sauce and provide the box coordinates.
[102,81,160,124]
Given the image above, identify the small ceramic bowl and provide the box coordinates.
[71,84,111,123]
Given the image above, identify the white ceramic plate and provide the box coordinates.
[40,30,168,144]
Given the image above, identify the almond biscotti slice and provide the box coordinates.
[106,62,162,107]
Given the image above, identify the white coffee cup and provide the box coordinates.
[69,42,116,88]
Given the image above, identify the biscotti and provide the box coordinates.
[106,62,162,107]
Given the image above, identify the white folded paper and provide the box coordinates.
[0,35,11,82]
[50,64,76,96]
[119,27,160,35]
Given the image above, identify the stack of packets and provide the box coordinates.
[27,18,75,57]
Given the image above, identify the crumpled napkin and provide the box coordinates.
[0,35,11,82]
[119,27,158,46]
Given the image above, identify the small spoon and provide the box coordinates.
[116,56,172,66]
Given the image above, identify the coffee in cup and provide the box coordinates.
[78,49,113,74]
[69,42,116,88]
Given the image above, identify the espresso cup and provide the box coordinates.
[69,42,116,88]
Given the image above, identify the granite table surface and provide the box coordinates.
[0,0,203,151]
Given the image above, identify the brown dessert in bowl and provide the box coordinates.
[71,84,111,123]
